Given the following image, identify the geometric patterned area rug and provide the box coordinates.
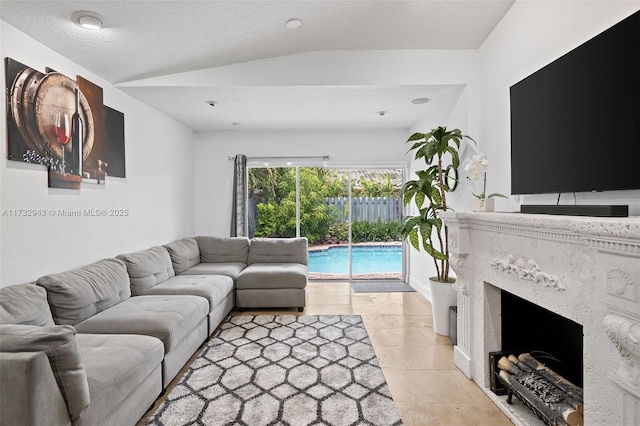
[147,315,403,426]
[350,281,415,294]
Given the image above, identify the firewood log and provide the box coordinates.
[519,353,584,405]
[498,356,524,376]
[509,354,583,414]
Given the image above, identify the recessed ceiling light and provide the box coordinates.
[411,97,430,105]
[72,11,103,30]
[206,101,218,107]
[285,18,303,30]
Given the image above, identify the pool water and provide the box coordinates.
[308,245,402,274]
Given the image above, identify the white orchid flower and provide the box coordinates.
[464,153,488,180]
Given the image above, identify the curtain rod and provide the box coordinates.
[228,155,330,161]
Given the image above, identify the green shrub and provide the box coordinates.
[255,202,278,237]
[326,220,401,243]
[328,222,349,241]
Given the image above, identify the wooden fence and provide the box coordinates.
[324,197,402,222]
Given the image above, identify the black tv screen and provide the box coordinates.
[510,10,640,195]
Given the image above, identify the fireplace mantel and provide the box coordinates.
[440,211,640,425]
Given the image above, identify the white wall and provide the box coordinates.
[0,22,196,285]
[477,0,640,214]
[194,129,409,237]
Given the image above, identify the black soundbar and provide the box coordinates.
[520,204,629,217]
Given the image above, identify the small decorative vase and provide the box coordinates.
[473,197,494,212]
[428,277,458,336]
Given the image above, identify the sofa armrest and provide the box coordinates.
[0,352,71,426]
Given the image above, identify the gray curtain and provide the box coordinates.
[230,154,247,237]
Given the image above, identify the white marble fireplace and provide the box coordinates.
[440,212,640,425]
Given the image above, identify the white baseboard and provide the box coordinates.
[454,346,472,379]
[408,276,431,302]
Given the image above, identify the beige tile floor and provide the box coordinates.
[139,281,513,425]
[304,281,513,426]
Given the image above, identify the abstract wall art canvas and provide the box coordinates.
[4,57,126,189]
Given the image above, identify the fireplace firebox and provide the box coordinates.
[501,290,583,388]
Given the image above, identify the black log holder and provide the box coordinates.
[497,372,554,426]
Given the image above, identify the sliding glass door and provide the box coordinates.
[248,165,403,281]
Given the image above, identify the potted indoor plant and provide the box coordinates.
[400,126,472,335]
[464,153,507,212]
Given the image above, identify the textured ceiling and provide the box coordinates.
[0,1,515,131]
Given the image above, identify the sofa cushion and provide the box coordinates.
[248,238,308,265]
[0,324,90,421]
[74,295,208,354]
[236,263,308,289]
[36,258,131,326]
[0,284,55,326]
[143,275,234,312]
[196,236,249,264]
[163,237,200,275]
[75,333,163,426]
[181,262,246,280]
[117,247,176,295]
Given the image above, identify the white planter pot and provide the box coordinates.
[428,277,458,336]
[472,197,494,212]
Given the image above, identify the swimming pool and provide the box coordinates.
[308,245,402,274]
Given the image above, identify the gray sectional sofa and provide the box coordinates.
[0,236,308,426]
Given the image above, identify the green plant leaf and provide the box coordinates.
[400,216,420,238]
[487,193,509,198]
[430,217,443,233]
[447,147,460,169]
[431,188,442,205]
[418,221,433,239]
[408,228,420,251]
[424,244,448,260]
[413,189,424,207]
[407,132,425,142]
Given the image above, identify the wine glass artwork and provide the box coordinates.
[54,111,71,173]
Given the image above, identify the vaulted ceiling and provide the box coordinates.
[1,1,515,131]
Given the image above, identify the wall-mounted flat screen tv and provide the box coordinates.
[510,10,640,195]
